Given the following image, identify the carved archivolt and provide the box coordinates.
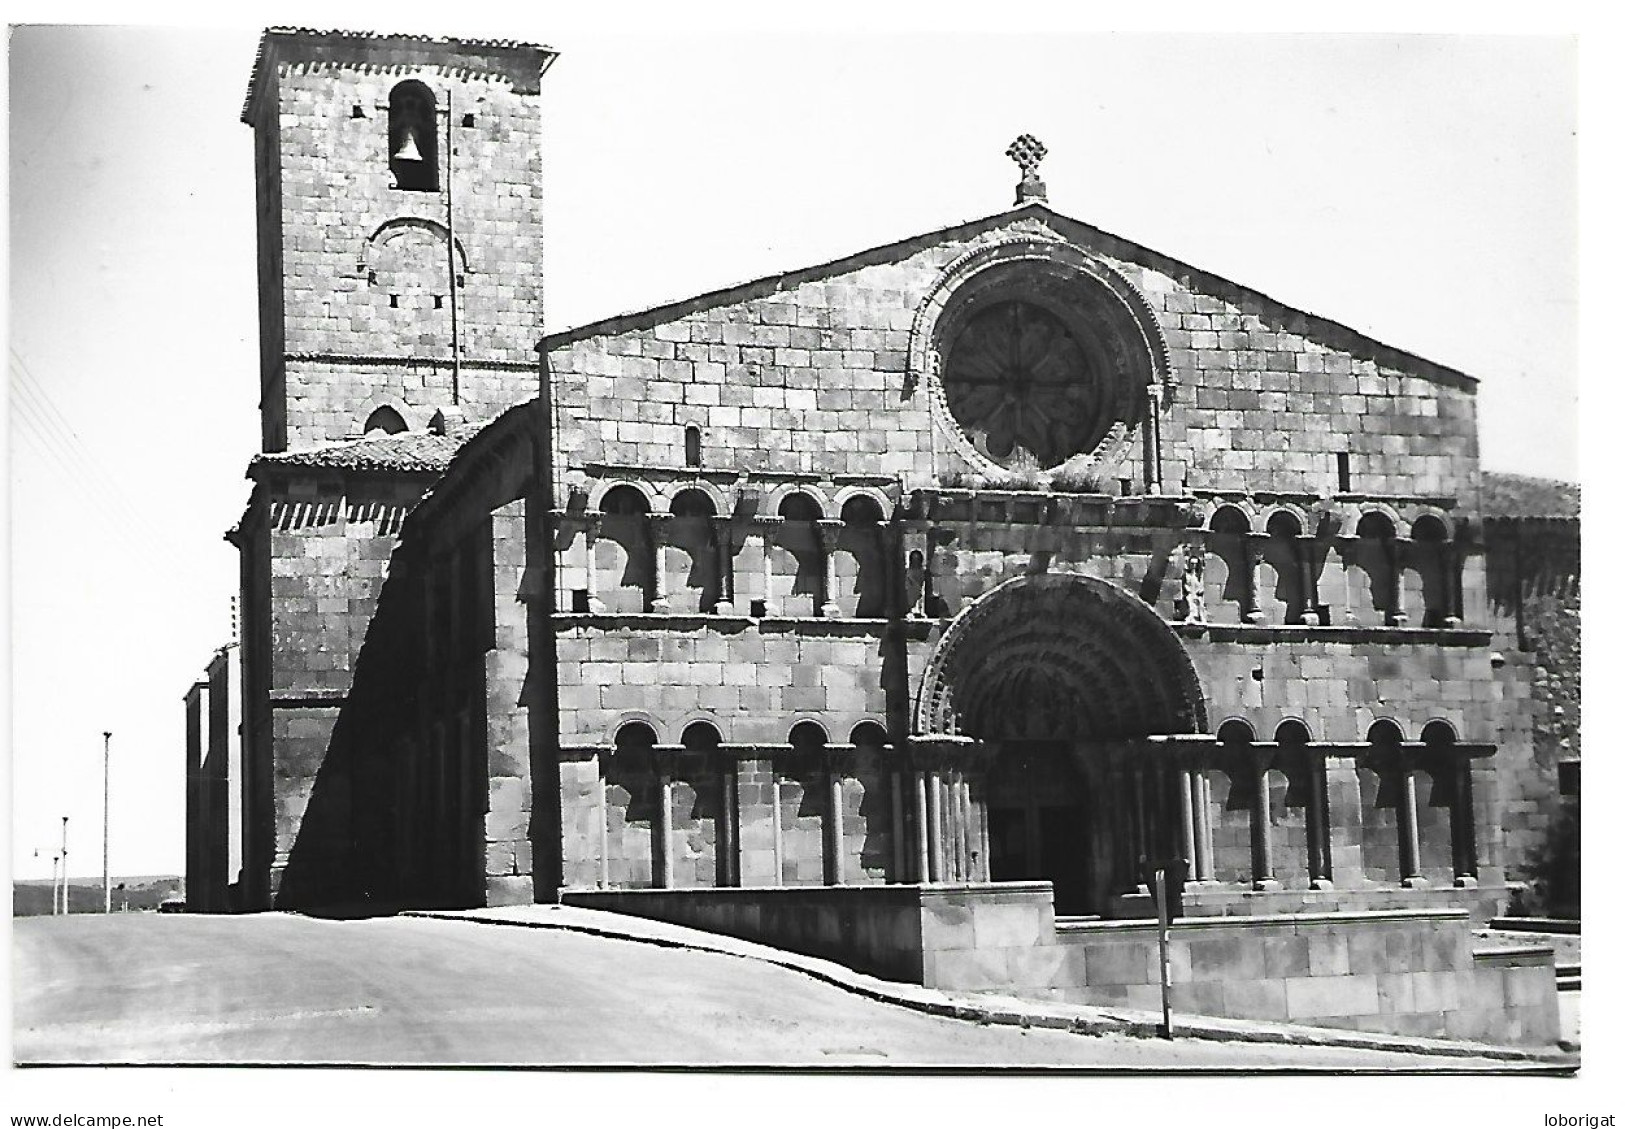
[913,572,1207,741]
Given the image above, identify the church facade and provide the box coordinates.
[188,28,1574,1039]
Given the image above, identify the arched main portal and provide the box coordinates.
[914,573,1207,913]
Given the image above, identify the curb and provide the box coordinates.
[402,907,1574,1067]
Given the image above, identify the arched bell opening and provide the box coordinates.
[914,573,1207,914]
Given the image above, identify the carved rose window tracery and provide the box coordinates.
[941,299,1104,470]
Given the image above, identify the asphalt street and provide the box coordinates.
[14,912,1531,1069]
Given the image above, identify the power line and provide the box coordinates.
[10,351,172,560]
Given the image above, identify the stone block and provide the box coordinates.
[969,900,1054,950]
[1188,934,1268,981]
[926,945,1010,991]
[1261,933,1312,978]
[485,875,534,907]
[1220,978,1290,1021]
[1303,930,1352,977]
[1346,927,1392,976]
[1374,972,1416,1015]
[1168,980,1228,1017]
[1504,966,1555,1008]
[1084,942,1155,986]
[1284,974,1381,1020]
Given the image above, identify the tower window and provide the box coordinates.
[1336,452,1352,493]
[684,426,702,468]
[388,81,439,192]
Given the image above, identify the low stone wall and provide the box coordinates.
[562,885,926,981]
[561,883,1558,1045]
[1111,882,1508,924]
[562,882,1055,985]
[1041,908,1555,1044]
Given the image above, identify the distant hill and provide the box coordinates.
[13,876,182,917]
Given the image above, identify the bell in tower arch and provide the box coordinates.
[392,127,424,163]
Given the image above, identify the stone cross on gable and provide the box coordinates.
[1006,133,1049,205]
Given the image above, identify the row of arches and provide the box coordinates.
[1197,505,1464,628]
[584,713,1479,902]
[610,717,888,753]
[574,487,899,617]
[601,719,893,890]
[1169,719,1478,894]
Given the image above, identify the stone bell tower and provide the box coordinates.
[241,29,557,451]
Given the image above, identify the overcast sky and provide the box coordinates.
[8,22,1577,883]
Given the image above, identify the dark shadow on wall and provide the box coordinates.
[276,516,492,916]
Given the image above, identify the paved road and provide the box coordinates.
[14,913,1527,1069]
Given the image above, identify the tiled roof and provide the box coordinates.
[248,424,482,476]
[1481,472,1580,520]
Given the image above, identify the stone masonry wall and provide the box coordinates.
[255,472,429,902]
[545,211,1478,500]
[555,627,890,749]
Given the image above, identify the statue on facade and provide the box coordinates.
[1179,542,1206,624]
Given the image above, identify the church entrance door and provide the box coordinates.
[986,742,1092,914]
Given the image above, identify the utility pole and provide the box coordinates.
[60,816,69,915]
[52,853,61,915]
[103,731,113,914]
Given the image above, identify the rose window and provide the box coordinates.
[940,300,1107,470]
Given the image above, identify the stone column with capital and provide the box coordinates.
[825,753,847,886]
[1305,753,1334,888]
[1178,767,1198,876]
[757,518,782,617]
[925,770,944,883]
[657,764,675,888]
[1339,537,1360,624]
[1388,536,1410,626]
[1396,763,1425,887]
[717,758,738,887]
[1442,541,1463,627]
[1296,535,1323,625]
[1450,756,1479,886]
[1145,383,1165,494]
[817,519,843,619]
[1196,770,1216,881]
[1243,533,1267,624]
[1250,754,1280,890]
[710,516,735,615]
[648,514,671,613]
[914,770,931,883]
